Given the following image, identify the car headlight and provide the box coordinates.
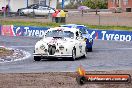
[59,45,64,50]
[40,44,45,50]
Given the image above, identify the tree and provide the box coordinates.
[81,0,107,9]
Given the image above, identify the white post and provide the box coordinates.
[38,0,40,4]
[3,0,6,18]
[119,0,122,8]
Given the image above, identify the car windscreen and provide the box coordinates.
[46,30,74,38]
[79,27,88,34]
[27,4,39,9]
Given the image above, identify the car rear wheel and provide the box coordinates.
[20,12,24,16]
[34,56,41,61]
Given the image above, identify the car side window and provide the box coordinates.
[76,31,79,39]
[84,27,89,33]
[80,32,83,39]
[47,8,51,10]
[76,31,79,37]
[38,7,42,10]
[79,28,86,34]
[33,5,39,9]
[42,7,48,10]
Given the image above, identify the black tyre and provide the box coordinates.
[82,46,87,58]
[88,47,92,52]
[20,12,24,16]
[34,56,41,61]
[76,76,86,85]
[71,48,76,61]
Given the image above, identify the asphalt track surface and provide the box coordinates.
[0,35,132,73]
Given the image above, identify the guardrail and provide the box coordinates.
[0,25,132,41]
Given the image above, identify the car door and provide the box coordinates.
[35,6,42,15]
[78,31,86,56]
[23,6,33,15]
[41,7,49,15]
[29,5,38,15]
[74,31,83,57]
[27,8,33,14]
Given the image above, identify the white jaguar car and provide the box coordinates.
[33,27,87,61]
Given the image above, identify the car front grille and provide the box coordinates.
[48,44,56,55]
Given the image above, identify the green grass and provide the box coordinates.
[0,20,132,31]
[0,47,13,56]
[0,20,61,27]
[87,25,132,31]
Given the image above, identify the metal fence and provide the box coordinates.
[67,11,132,27]
[0,10,132,27]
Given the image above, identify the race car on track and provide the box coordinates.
[60,24,93,52]
[33,27,87,61]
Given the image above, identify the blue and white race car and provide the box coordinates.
[60,24,93,52]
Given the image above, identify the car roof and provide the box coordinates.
[60,24,86,28]
[48,27,80,33]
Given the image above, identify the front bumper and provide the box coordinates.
[33,53,72,58]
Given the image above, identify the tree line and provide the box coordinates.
[63,0,108,9]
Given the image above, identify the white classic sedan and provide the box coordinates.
[19,6,55,16]
[33,27,87,61]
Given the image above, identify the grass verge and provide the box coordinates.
[0,20,132,31]
[0,47,13,57]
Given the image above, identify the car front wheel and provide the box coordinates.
[76,76,86,85]
[88,47,92,52]
[82,46,87,58]
[19,12,25,16]
[71,48,76,61]
[34,56,41,61]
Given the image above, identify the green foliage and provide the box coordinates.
[87,25,132,31]
[64,2,79,9]
[56,2,62,9]
[81,0,107,9]
[0,21,61,27]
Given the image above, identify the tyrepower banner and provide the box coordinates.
[1,25,14,36]
[0,25,132,41]
[0,25,49,37]
[88,29,132,42]
[13,26,49,37]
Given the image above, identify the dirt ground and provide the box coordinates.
[67,12,132,27]
[0,70,131,88]
[0,47,13,57]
